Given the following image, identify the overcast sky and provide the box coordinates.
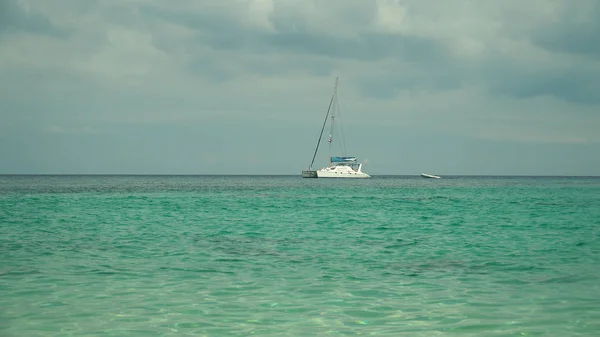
[1,0,599,175]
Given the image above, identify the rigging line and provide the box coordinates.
[332,97,341,156]
[329,99,335,161]
[336,92,348,156]
[329,98,336,161]
[309,91,336,170]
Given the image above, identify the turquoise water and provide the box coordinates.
[1,175,599,336]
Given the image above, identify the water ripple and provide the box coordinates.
[1,175,600,335]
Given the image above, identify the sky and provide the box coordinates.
[1,0,599,175]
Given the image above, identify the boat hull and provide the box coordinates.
[316,164,370,178]
[421,173,441,179]
[317,171,370,178]
[302,170,318,178]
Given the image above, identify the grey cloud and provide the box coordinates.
[6,0,599,106]
[185,53,335,80]
[139,5,235,37]
[143,1,600,105]
[268,0,377,34]
[530,2,600,59]
[492,69,600,104]
[0,0,68,38]
[144,4,446,63]
[2,0,600,175]
[144,3,453,98]
[355,64,465,99]
[474,50,600,105]
[262,32,447,63]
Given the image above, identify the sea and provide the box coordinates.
[1,175,599,336]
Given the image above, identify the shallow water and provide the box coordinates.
[1,175,599,336]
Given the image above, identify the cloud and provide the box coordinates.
[529,1,600,59]
[0,0,68,38]
[44,125,105,135]
[0,0,599,174]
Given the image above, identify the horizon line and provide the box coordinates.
[1,174,599,178]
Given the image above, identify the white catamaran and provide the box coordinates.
[302,77,370,179]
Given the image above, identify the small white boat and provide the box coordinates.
[421,173,441,179]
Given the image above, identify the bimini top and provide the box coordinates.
[331,156,357,163]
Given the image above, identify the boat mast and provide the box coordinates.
[308,77,338,170]
[328,79,341,161]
